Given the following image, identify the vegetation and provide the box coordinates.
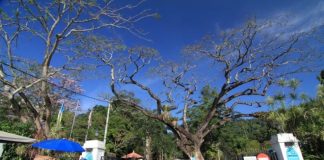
[54,103,182,159]
[0,120,33,160]
[263,71,324,160]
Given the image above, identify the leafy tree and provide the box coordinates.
[65,104,181,159]
[208,120,275,159]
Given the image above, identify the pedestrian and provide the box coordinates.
[80,148,93,160]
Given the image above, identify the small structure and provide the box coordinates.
[0,131,36,143]
[270,133,303,160]
[81,140,105,160]
[0,130,36,158]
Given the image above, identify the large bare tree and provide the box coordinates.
[74,19,324,159]
[0,0,153,139]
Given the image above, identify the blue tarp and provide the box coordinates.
[32,139,85,152]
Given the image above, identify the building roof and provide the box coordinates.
[0,131,36,143]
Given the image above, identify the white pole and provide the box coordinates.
[103,103,111,144]
[69,101,79,139]
[69,111,77,139]
[85,108,93,141]
[55,102,64,134]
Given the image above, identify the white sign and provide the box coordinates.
[243,156,257,160]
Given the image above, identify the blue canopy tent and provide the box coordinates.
[32,139,84,152]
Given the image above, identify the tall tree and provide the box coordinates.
[74,19,323,159]
[0,0,153,138]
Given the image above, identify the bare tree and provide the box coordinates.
[73,19,322,159]
[0,0,154,139]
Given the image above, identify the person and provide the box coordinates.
[80,148,93,160]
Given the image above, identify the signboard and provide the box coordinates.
[286,146,300,160]
[256,153,270,160]
[243,156,257,160]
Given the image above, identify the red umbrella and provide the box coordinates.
[122,150,143,159]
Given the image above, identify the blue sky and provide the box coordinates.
[77,0,324,112]
[1,0,323,112]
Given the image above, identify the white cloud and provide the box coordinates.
[263,1,324,36]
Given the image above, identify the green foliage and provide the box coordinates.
[265,99,324,159]
[202,119,276,159]
[65,104,181,159]
[317,71,324,99]
[317,70,324,85]
[187,86,276,159]
[106,105,181,158]
[0,119,34,160]
[205,142,223,160]
[188,85,220,132]
[268,78,302,108]
[265,72,324,159]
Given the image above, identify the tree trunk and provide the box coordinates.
[44,107,51,137]
[193,147,204,160]
[184,147,204,160]
[34,115,45,139]
[145,135,152,160]
[180,141,205,160]
[175,132,205,160]
[41,61,52,138]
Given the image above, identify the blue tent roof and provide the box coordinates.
[32,139,84,152]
